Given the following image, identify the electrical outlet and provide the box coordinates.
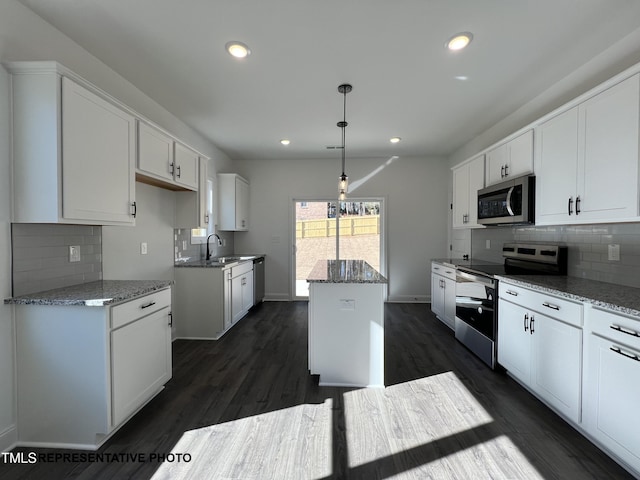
[608,244,620,261]
[69,245,81,262]
[340,299,356,310]
[140,242,148,255]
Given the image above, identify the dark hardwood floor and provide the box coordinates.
[0,302,634,479]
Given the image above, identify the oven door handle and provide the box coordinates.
[506,186,515,216]
[456,270,494,287]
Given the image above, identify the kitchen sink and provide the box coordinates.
[209,255,254,264]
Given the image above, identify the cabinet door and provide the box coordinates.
[497,300,531,383]
[235,176,249,230]
[231,274,244,323]
[138,122,174,182]
[430,273,444,319]
[61,77,135,224]
[174,142,199,190]
[486,144,508,186]
[467,156,485,227]
[442,277,456,330]
[452,165,469,228]
[578,74,640,221]
[111,307,172,427]
[584,333,640,472]
[535,107,579,224]
[507,129,534,178]
[242,272,254,312]
[531,314,582,423]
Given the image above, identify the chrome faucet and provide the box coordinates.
[206,234,223,261]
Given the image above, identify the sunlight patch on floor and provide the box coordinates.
[150,400,332,480]
[344,372,543,479]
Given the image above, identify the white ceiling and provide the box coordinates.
[18,0,640,161]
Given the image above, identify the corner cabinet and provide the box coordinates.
[452,155,485,228]
[7,62,136,225]
[218,173,250,231]
[14,288,172,449]
[535,73,640,225]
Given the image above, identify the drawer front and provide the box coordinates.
[231,261,253,278]
[499,282,582,327]
[588,307,640,350]
[431,262,456,281]
[111,288,171,329]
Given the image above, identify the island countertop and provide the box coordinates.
[4,280,172,307]
[307,259,387,284]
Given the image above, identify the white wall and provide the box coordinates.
[233,156,449,302]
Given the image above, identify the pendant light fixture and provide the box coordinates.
[337,83,352,201]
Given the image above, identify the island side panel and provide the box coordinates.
[309,282,384,387]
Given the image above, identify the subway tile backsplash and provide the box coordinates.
[472,222,640,288]
[11,224,102,296]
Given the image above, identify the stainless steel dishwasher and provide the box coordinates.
[253,256,265,305]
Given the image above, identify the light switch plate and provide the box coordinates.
[69,245,80,262]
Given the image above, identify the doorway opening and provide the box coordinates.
[293,198,384,299]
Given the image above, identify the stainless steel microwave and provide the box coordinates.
[477,175,535,225]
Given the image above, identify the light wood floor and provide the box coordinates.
[1,302,634,479]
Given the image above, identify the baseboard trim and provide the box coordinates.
[387,295,429,303]
[0,424,18,452]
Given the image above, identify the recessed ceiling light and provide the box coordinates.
[454,75,469,81]
[225,41,251,58]
[390,137,401,144]
[446,32,473,51]
[280,139,290,145]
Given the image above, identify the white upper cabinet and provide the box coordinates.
[452,155,485,228]
[173,142,199,190]
[8,63,136,225]
[486,130,534,186]
[138,121,174,183]
[137,121,199,191]
[536,73,640,225]
[176,157,211,229]
[218,173,250,231]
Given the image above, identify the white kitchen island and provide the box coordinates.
[307,259,387,388]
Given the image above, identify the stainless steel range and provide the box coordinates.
[454,243,567,369]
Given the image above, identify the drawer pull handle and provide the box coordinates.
[610,346,640,362]
[506,290,518,296]
[141,301,156,309]
[542,302,560,311]
[610,324,640,337]
[445,270,453,274]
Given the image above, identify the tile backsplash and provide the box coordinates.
[12,224,102,296]
[472,222,640,288]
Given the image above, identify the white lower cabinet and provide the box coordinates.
[583,307,640,476]
[498,282,583,423]
[231,262,254,324]
[430,262,456,329]
[15,288,172,449]
[174,262,254,339]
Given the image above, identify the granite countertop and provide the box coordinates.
[175,254,265,268]
[307,259,388,284]
[496,274,640,318]
[4,280,172,307]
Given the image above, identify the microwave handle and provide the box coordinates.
[506,186,515,216]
